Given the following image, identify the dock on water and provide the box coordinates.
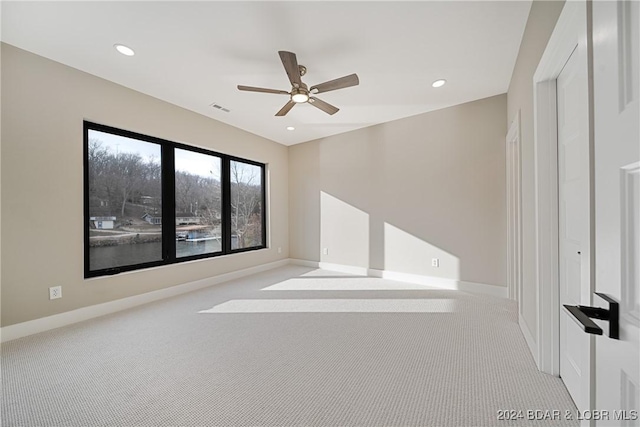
[185,236,221,243]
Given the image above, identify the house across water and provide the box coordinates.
[89,216,116,229]
[142,212,201,226]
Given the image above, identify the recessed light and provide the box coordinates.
[286,126,295,131]
[114,44,135,56]
[432,79,446,88]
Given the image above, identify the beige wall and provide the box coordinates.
[0,44,289,327]
[506,0,565,339]
[1,1,567,328]
[290,94,507,287]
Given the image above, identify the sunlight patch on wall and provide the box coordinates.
[384,223,460,279]
[199,298,460,313]
[321,192,369,267]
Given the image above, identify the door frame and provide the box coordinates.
[532,0,592,376]
[506,111,522,306]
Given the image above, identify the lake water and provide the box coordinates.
[90,240,222,271]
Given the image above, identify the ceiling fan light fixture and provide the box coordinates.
[114,44,135,56]
[432,79,446,88]
[291,91,309,103]
[286,126,295,131]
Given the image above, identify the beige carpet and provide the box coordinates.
[1,265,577,426]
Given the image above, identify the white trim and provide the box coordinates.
[369,268,508,298]
[319,262,368,276]
[289,259,508,298]
[533,0,588,376]
[533,77,560,375]
[288,258,319,269]
[519,313,538,367]
[0,259,289,343]
[506,110,523,308]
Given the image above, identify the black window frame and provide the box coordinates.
[83,121,267,278]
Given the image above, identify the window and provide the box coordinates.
[175,149,222,258]
[86,130,163,271]
[84,122,266,278]
[230,160,264,250]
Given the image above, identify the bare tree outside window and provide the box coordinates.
[230,160,263,249]
[87,130,162,271]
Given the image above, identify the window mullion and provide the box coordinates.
[221,156,232,254]
[261,164,267,249]
[162,145,176,262]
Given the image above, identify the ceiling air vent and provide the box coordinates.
[210,102,230,113]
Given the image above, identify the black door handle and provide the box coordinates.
[563,305,603,335]
[563,292,619,339]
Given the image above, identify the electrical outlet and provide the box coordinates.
[277,247,282,254]
[431,258,440,268]
[49,286,62,300]
[323,248,329,255]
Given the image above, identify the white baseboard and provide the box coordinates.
[289,259,508,298]
[519,312,539,368]
[289,259,368,276]
[289,258,321,269]
[0,259,289,343]
[319,262,369,276]
[369,268,508,298]
[289,259,369,276]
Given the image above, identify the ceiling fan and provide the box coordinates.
[238,51,359,116]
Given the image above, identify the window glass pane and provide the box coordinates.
[175,149,222,257]
[230,160,263,249]
[87,130,162,271]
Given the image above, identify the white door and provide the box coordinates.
[592,0,640,425]
[557,39,592,412]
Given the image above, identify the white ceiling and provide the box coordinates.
[1,1,532,146]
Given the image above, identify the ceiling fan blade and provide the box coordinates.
[310,74,359,94]
[278,51,302,87]
[237,85,289,95]
[275,100,296,116]
[309,97,339,115]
